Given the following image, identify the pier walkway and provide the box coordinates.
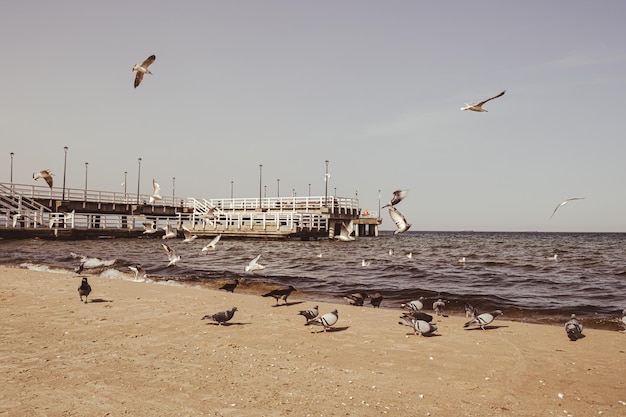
[0,182,381,240]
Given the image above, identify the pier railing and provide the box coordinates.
[194,196,360,214]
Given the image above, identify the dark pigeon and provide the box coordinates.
[344,292,369,306]
[370,292,383,308]
[565,314,584,341]
[219,279,239,293]
[262,285,297,305]
[298,305,319,322]
[78,277,91,304]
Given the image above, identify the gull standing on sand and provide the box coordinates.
[201,235,222,253]
[128,265,148,281]
[389,207,411,234]
[161,242,181,267]
[245,254,265,273]
[149,179,162,204]
[550,198,585,219]
[202,307,237,325]
[461,90,506,112]
[33,169,54,188]
[464,310,503,330]
[133,54,156,88]
[382,189,408,208]
[565,314,584,341]
[305,309,339,332]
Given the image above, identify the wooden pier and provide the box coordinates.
[0,182,382,240]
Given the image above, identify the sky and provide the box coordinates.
[2,1,625,232]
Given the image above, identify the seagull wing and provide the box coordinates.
[476,90,506,107]
[152,179,161,198]
[141,55,156,68]
[389,207,411,234]
[161,242,175,260]
[550,197,585,219]
[134,72,144,88]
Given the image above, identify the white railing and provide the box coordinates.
[200,195,360,213]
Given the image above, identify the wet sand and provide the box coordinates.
[1,266,625,416]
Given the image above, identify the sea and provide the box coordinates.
[1,231,625,329]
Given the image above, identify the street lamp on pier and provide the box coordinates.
[124,171,128,202]
[136,158,142,204]
[324,160,329,207]
[84,162,88,201]
[258,164,263,209]
[172,177,176,206]
[62,146,68,201]
[277,178,280,197]
[10,152,14,192]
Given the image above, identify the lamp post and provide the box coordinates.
[124,171,128,202]
[172,177,176,206]
[308,183,311,197]
[84,162,88,201]
[62,146,68,201]
[277,178,280,197]
[324,160,329,207]
[258,164,263,209]
[136,157,142,204]
[264,185,267,199]
[230,180,234,199]
[10,152,14,192]
[378,189,381,219]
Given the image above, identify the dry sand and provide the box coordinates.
[1,265,625,416]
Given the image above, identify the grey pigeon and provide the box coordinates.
[344,292,369,306]
[298,305,319,322]
[219,279,239,293]
[262,285,297,305]
[564,314,584,341]
[382,189,408,208]
[621,309,626,333]
[464,310,502,330]
[305,309,338,332]
[401,297,425,311]
[399,316,438,337]
[370,292,383,308]
[433,299,447,316]
[401,311,433,323]
[464,302,477,318]
[78,277,91,304]
[202,307,237,325]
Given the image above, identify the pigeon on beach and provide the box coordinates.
[219,279,239,293]
[620,309,626,333]
[305,309,338,332]
[370,292,384,308]
[128,265,147,280]
[298,305,319,322]
[389,207,411,234]
[78,277,91,304]
[382,190,408,208]
[133,54,156,88]
[262,285,297,305]
[464,310,503,330]
[201,235,222,253]
[161,242,181,267]
[461,90,506,112]
[401,311,434,323]
[402,297,425,311]
[464,302,477,318]
[565,314,584,341]
[433,299,447,316]
[399,316,438,337]
[33,170,54,188]
[245,254,265,273]
[550,198,585,219]
[202,307,237,325]
[343,292,369,306]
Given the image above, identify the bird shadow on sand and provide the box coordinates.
[464,325,508,331]
[402,332,442,337]
[310,326,350,333]
[88,298,113,303]
[271,301,304,308]
[204,322,250,327]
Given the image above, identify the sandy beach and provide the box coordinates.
[1,266,625,417]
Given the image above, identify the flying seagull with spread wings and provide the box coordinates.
[550,197,585,219]
[133,54,156,88]
[461,90,506,112]
[33,169,54,188]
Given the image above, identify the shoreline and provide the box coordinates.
[1,266,626,416]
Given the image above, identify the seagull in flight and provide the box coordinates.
[128,265,148,281]
[133,54,156,88]
[149,179,162,204]
[550,197,585,219]
[201,235,222,253]
[161,242,181,267]
[181,226,198,243]
[33,170,54,188]
[461,90,506,112]
[389,207,411,234]
[382,190,408,208]
[245,254,265,273]
[336,221,355,242]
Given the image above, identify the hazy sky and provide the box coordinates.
[2,1,625,232]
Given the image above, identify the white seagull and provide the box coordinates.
[382,189,408,208]
[149,179,162,204]
[142,221,158,234]
[336,221,355,242]
[33,169,54,188]
[133,54,156,88]
[128,265,148,281]
[201,234,222,253]
[389,207,411,234]
[550,197,585,219]
[461,90,506,112]
[245,254,265,273]
[181,226,197,243]
[161,242,181,267]
[161,224,177,240]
